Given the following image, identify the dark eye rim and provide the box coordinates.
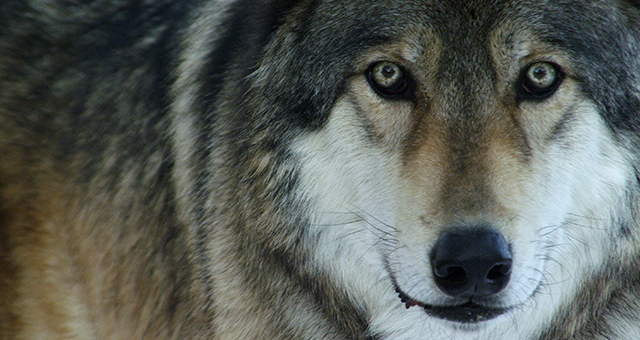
[365,61,414,100]
[517,61,564,101]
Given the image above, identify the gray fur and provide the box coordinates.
[2,0,640,339]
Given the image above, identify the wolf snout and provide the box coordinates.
[431,228,512,298]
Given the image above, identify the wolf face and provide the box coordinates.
[284,1,640,337]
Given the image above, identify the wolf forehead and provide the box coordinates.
[237,0,640,134]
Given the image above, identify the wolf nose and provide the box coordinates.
[431,228,512,298]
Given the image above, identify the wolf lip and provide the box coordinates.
[395,287,508,323]
[422,302,508,323]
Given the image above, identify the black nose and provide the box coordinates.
[431,228,512,298]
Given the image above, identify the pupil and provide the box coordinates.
[533,67,547,80]
[382,65,396,78]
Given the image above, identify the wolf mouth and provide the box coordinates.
[395,287,509,323]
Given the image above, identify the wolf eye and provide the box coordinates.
[518,62,563,99]
[366,61,411,98]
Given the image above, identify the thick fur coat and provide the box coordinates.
[2,1,640,339]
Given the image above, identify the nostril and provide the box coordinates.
[435,265,467,285]
[486,262,512,283]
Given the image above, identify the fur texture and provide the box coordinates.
[2,0,640,339]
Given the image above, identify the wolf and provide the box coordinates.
[2,0,640,339]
